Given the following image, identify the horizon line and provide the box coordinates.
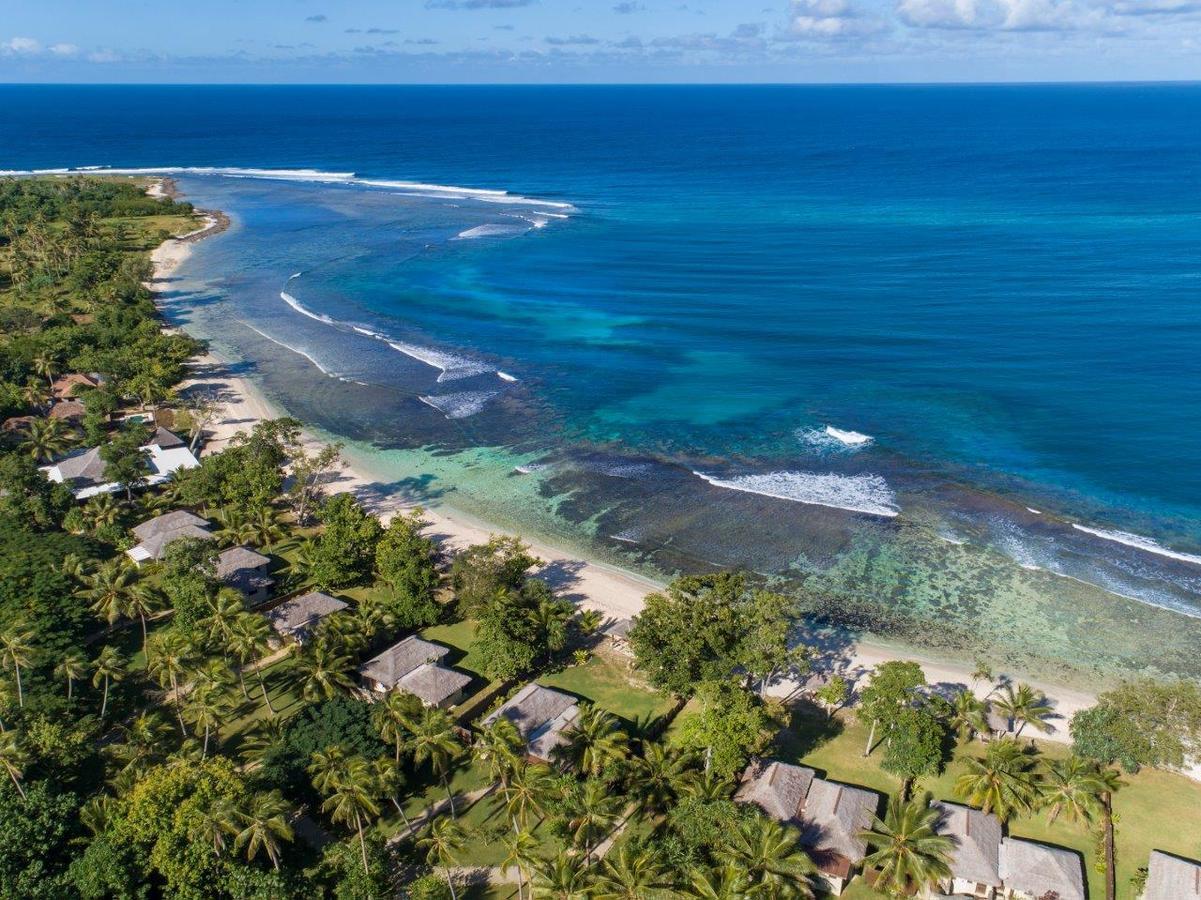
[2,79,1201,88]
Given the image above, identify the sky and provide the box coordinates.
[1,0,1199,83]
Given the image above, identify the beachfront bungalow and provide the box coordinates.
[734,757,880,895]
[150,426,186,449]
[358,636,469,708]
[215,546,274,603]
[126,509,213,564]
[50,372,100,400]
[41,432,200,500]
[999,837,1086,900]
[932,801,1003,899]
[48,400,86,422]
[482,683,580,763]
[1143,850,1201,900]
[265,590,348,644]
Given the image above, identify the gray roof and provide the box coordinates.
[482,683,579,760]
[266,591,348,636]
[133,509,210,542]
[359,636,451,689]
[735,759,815,823]
[605,618,632,639]
[151,426,186,449]
[933,802,1002,887]
[800,778,879,865]
[1145,850,1201,900]
[54,447,108,485]
[999,838,1085,900]
[135,524,214,561]
[397,662,472,706]
[215,545,271,578]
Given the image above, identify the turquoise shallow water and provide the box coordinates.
[5,84,1201,683]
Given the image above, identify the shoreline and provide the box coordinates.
[147,179,1098,747]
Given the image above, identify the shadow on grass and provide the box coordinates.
[773,697,845,761]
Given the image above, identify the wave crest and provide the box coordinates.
[1072,524,1201,567]
[693,469,899,517]
[798,425,874,452]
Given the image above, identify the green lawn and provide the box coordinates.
[421,620,489,679]
[772,704,1201,900]
[538,649,676,728]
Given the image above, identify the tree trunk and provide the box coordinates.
[99,676,109,719]
[7,768,26,800]
[255,669,276,715]
[355,811,370,876]
[66,676,73,704]
[14,665,23,708]
[238,670,250,701]
[202,723,210,757]
[171,674,187,734]
[140,615,149,659]
[1103,792,1116,900]
[391,796,412,829]
[446,870,458,900]
[442,772,456,819]
[863,718,877,757]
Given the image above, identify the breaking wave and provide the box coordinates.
[240,322,350,382]
[798,425,874,453]
[692,469,899,517]
[456,223,528,240]
[1071,524,1201,567]
[418,391,500,420]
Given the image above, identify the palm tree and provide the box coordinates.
[0,729,29,800]
[239,717,288,766]
[106,710,172,775]
[1038,755,1106,825]
[317,753,381,876]
[418,816,467,900]
[147,630,195,734]
[591,846,672,900]
[502,829,540,900]
[860,794,953,898]
[506,762,553,833]
[474,716,524,797]
[195,794,239,856]
[78,558,137,628]
[81,493,120,532]
[32,352,56,388]
[555,704,629,777]
[93,646,126,720]
[184,682,224,757]
[125,582,164,657]
[371,756,414,830]
[201,588,245,649]
[21,416,71,462]
[295,640,353,702]
[1096,765,1123,900]
[719,815,816,899]
[0,622,36,708]
[216,508,257,547]
[994,683,1054,738]
[953,738,1039,823]
[532,850,594,900]
[534,596,574,664]
[684,864,761,900]
[948,689,989,744]
[248,505,285,549]
[408,706,463,817]
[310,745,350,795]
[234,790,294,870]
[374,690,422,763]
[55,651,88,704]
[625,741,695,818]
[228,612,277,714]
[568,778,622,860]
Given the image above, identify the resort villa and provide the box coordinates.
[126,509,213,564]
[264,590,349,644]
[1142,850,1201,900]
[214,546,274,603]
[482,683,581,764]
[41,426,199,499]
[358,635,471,709]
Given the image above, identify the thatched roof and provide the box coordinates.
[999,837,1085,900]
[799,778,879,867]
[933,801,1002,887]
[397,663,472,707]
[482,683,579,760]
[266,591,348,636]
[150,426,185,449]
[1145,850,1201,900]
[215,546,273,595]
[358,636,451,689]
[48,401,85,421]
[132,509,210,542]
[735,758,815,823]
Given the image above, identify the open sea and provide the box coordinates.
[4,83,1201,684]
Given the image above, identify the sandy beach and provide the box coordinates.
[148,185,1099,747]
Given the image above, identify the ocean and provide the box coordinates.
[4,83,1201,684]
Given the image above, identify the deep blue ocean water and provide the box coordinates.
[5,84,1201,679]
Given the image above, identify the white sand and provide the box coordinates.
[147,180,1100,746]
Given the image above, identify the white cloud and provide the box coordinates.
[49,42,79,56]
[898,0,1105,29]
[3,36,42,54]
[87,49,122,63]
[787,0,887,36]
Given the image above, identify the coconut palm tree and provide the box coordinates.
[319,753,382,876]
[860,794,954,898]
[408,706,463,817]
[531,850,594,900]
[82,493,121,531]
[591,846,672,900]
[247,505,285,549]
[146,629,195,734]
[474,715,524,798]
[719,815,816,899]
[0,729,29,800]
[55,651,88,705]
[418,816,467,900]
[216,508,257,547]
[1095,765,1123,900]
[1038,755,1106,825]
[374,689,422,763]
[371,756,414,830]
[534,596,574,664]
[684,864,761,900]
[92,645,127,721]
[0,622,36,708]
[228,612,277,713]
[234,789,294,870]
[201,588,245,650]
[953,738,1039,824]
[106,710,173,775]
[568,778,622,860]
[948,689,990,744]
[239,717,288,766]
[625,741,695,818]
[994,683,1054,738]
[295,640,353,702]
[125,582,164,657]
[195,794,239,856]
[184,682,224,757]
[32,352,56,388]
[506,762,553,833]
[502,828,540,900]
[309,745,350,795]
[21,416,71,462]
[78,558,138,628]
[555,703,629,777]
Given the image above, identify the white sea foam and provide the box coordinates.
[496,371,518,382]
[240,322,348,382]
[418,391,499,420]
[797,425,874,452]
[1027,507,1043,515]
[280,291,336,325]
[693,470,899,518]
[1071,524,1201,567]
[455,223,527,240]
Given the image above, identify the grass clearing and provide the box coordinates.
[538,648,675,728]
